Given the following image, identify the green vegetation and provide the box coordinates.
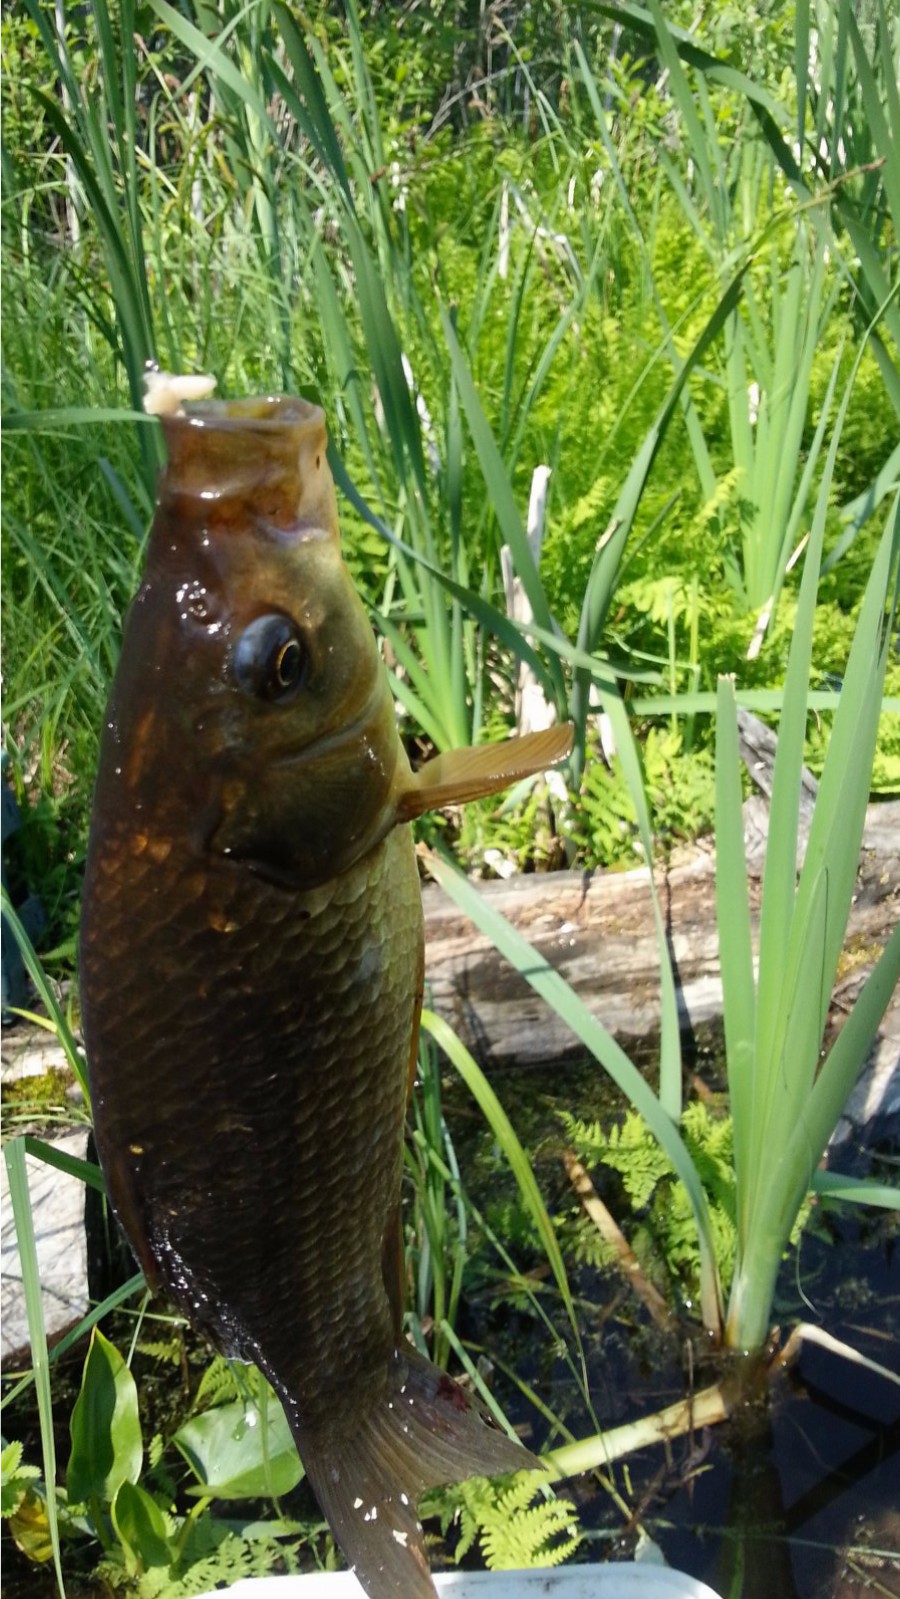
[2,0,898,1592]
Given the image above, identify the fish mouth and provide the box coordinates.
[175,395,325,433]
[158,396,332,524]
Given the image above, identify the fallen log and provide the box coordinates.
[421,801,900,1089]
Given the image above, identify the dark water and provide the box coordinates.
[444,1059,900,1599]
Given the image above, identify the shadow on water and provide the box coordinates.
[444,1056,900,1599]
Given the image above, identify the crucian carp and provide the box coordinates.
[80,385,571,1598]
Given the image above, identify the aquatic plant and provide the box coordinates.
[431,435,900,1354]
[2,1316,327,1591]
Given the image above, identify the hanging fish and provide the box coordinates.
[80,387,571,1597]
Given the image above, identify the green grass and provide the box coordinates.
[4,1,897,834]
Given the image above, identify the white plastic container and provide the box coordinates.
[199,1566,721,1598]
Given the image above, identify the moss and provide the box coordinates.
[1,1065,72,1117]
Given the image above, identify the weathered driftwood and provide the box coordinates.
[421,801,900,1077]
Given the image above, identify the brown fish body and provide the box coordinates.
[81,395,570,1596]
[83,817,419,1433]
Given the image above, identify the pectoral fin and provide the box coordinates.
[396,725,573,821]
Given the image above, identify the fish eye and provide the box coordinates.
[233,614,307,703]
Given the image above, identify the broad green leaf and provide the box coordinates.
[173,1389,302,1501]
[67,1330,142,1506]
[111,1481,173,1573]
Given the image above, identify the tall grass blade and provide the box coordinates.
[714,678,756,1207]
[0,890,88,1100]
[811,1168,900,1210]
[4,1141,66,1598]
[420,1010,580,1353]
[725,499,899,1350]
[753,346,862,1106]
[1,1276,147,1415]
[598,693,683,1122]
[22,1138,104,1193]
[571,264,747,780]
[438,309,565,693]
[425,854,723,1335]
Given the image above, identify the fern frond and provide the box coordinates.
[136,1336,182,1365]
[194,1356,244,1410]
[428,1471,582,1573]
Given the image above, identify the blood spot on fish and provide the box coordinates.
[437,1374,469,1412]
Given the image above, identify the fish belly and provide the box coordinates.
[80,820,422,1435]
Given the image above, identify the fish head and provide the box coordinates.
[105,397,406,887]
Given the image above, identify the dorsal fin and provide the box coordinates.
[396,725,572,821]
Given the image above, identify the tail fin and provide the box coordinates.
[299,1345,539,1599]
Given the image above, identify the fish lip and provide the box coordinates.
[170,395,325,434]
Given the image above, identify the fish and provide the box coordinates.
[79,390,572,1598]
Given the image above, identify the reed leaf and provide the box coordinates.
[724,499,899,1351]
[420,1009,580,1353]
[424,857,724,1336]
[4,1141,66,1598]
[714,678,756,1202]
[0,891,88,1101]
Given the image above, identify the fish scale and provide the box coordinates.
[81,390,571,1597]
[84,823,417,1424]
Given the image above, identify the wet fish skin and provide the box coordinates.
[80,396,569,1597]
